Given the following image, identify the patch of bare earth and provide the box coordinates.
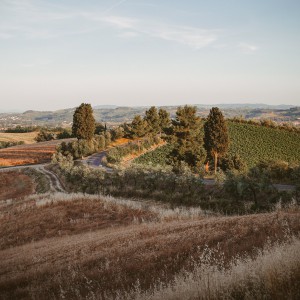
[0,171,34,200]
[0,193,299,299]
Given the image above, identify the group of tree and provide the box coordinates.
[61,102,232,174]
[128,106,171,138]
[121,105,230,174]
[57,103,114,159]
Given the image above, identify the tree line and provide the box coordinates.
[68,103,230,173]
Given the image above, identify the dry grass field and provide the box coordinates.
[0,132,38,144]
[0,171,34,200]
[0,192,299,299]
[0,138,74,167]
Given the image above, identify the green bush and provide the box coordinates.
[35,130,55,142]
[219,154,247,172]
[56,129,72,139]
[0,141,25,149]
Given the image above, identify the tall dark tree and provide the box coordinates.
[204,107,229,173]
[130,115,147,138]
[169,105,206,172]
[158,108,171,134]
[72,103,96,140]
[94,122,106,135]
[144,106,160,135]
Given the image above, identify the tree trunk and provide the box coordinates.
[214,152,218,174]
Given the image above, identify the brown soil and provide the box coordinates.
[0,171,34,200]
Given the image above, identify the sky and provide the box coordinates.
[0,0,300,111]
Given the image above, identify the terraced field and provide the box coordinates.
[0,138,74,167]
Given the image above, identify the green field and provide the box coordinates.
[134,122,300,168]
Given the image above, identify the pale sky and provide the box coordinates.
[1,0,300,111]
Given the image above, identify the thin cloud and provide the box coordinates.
[148,25,218,49]
[100,15,137,29]
[103,0,128,14]
[238,42,259,54]
[0,0,219,50]
[118,31,139,38]
[99,16,219,49]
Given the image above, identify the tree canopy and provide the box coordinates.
[144,106,160,135]
[72,103,96,140]
[130,115,147,138]
[158,108,171,134]
[168,105,206,172]
[204,107,229,173]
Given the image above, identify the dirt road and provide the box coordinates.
[0,164,65,193]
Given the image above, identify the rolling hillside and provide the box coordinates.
[1,104,299,128]
[134,122,300,168]
[0,191,299,299]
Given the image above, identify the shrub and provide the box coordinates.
[0,141,25,149]
[56,129,72,139]
[219,154,247,172]
[35,130,55,142]
[223,167,279,211]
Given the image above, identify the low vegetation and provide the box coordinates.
[0,141,24,149]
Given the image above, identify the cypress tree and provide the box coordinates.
[204,107,229,173]
[72,103,96,140]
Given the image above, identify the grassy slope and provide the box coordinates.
[134,123,300,168]
[0,193,299,299]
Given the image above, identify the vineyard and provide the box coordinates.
[133,122,300,168]
[133,144,173,166]
[227,121,300,167]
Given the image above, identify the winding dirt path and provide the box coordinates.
[36,166,65,193]
[0,164,65,193]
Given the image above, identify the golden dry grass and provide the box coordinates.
[109,138,131,147]
[0,132,38,144]
[0,193,299,299]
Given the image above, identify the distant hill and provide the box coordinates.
[0,104,299,129]
[93,105,119,109]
